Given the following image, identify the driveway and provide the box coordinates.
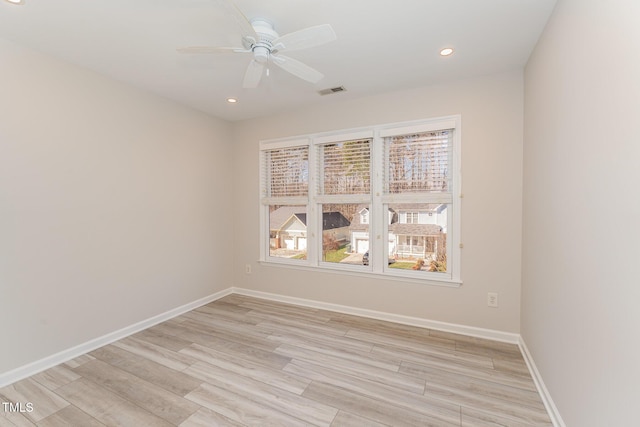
[340,252,364,265]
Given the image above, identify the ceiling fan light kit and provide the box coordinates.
[177,1,336,89]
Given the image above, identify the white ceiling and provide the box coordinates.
[0,0,556,122]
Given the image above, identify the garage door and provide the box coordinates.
[284,238,294,250]
[297,237,307,250]
[356,239,369,253]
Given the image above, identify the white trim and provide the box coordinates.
[0,285,559,427]
[519,337,567,427]
[259,138,309,150]
[231,287,517,343]
[314,194,371,204]
[258,260,461,287]
[260,196,307,205]
[0,288,233,388]
[378,118,457,137]
[381,193,452,204]
[314,130,374,145]
[450,120,463,282]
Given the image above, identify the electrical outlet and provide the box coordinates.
[245,264,252,274]
[487,292,498,308]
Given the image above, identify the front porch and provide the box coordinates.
[392,234,445,261]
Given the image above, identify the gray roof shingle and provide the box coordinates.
[270,206,350,231]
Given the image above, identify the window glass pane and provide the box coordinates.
[385,130,452,194]
[265,146,308,197]
[387,203,448,273]
[321,204,369,266]
[321,140,370,195]
[268,205,307,259]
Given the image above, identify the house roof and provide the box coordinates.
[269,206,306,231]
[321,212,350,230]
[270,207,350,231]
[389,223,443,236]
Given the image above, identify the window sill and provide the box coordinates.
[257,259,462,288]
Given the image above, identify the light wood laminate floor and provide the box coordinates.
[0,294,552,426]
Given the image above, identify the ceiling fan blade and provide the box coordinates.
[176,46,249,54]
[272,55,324,84]
[219,0,258,41]
[273,24,337,52]
[243,60,265,88]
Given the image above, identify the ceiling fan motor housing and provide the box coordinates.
[250,19,278,63]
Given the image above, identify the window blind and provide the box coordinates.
[384,130,452,194]
[263,146,309,198]
[319,139,371,195]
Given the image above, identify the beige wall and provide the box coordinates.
[0,39,234,374]
[4,2,638,421]
[233,71,524,333]
[523,0,640,425]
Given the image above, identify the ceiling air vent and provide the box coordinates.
[318,86,346,96]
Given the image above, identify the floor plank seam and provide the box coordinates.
[1,294,553,427]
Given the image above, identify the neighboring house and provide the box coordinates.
[349,206,375,254]
[349,204,447,260]
[270,206,350,251]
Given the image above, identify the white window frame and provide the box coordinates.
[259,116,462,287]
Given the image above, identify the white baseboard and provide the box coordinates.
[1,284,560,427]
[237,287,567,423]
[519,337,566,427]
[230,287,520,344]
[0,288,233,388]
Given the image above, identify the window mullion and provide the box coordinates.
[450,125,462,281]
[261,197,309,206]
[316,194,370,204]
[371,131,385,273]
[307,142,319,265]
[381,193,453,205]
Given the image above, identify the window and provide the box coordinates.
[260,117,461,286]
[261,142,309,261]
[405,212,419,224]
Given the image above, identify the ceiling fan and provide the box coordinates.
[177,0,337,88]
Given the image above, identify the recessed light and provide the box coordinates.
[4,0,24,4]
[440,48,454,56]
[226,98,238,103]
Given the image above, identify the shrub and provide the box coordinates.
[323,234,340,252]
